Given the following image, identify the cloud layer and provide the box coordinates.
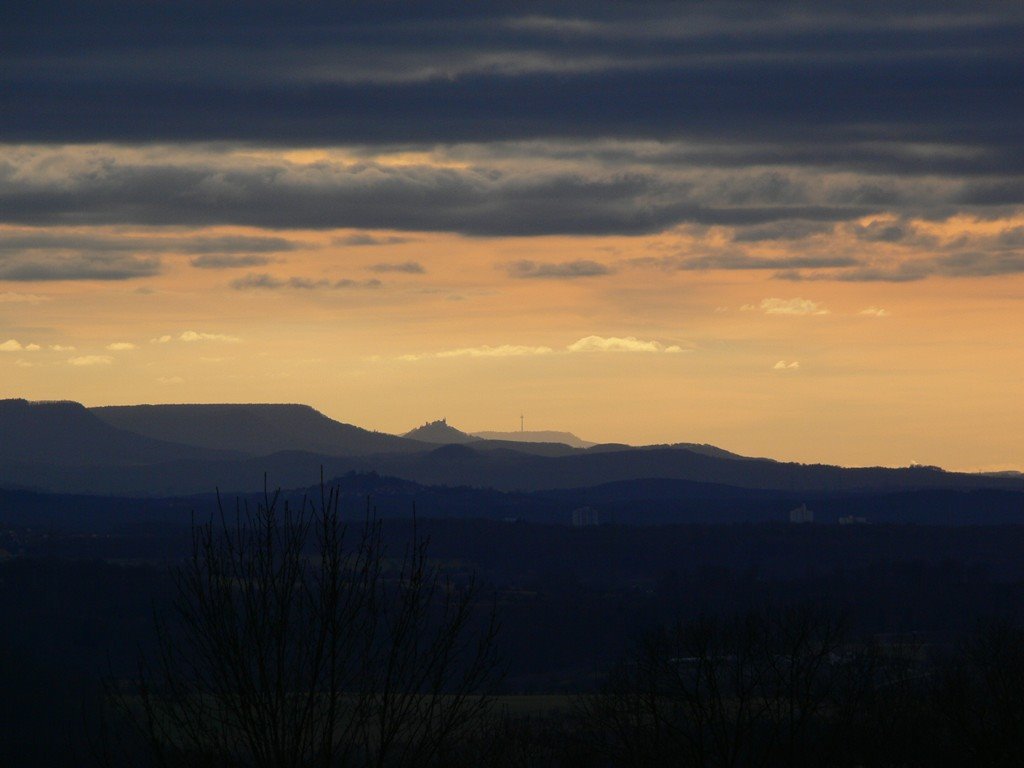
[1,2,1021,263]
[4,3,1022,164]
[401,335,686,361]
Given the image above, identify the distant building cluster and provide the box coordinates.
[789,503,814,524]
[787,504,870,525]
[572,507,605,527]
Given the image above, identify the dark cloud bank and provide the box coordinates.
[1,1,1022,280]
[3,2,1022,159]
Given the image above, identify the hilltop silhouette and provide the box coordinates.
[472,430,595,449]
[402,418,478,444]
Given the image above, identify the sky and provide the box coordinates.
[2,2,1022,471]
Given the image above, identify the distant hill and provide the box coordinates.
[0,398,233,467]
[403,419,478,444]
[663,442,751,460]
[92,403,424,457]
[472,430,595,449]
[357,444,1023,495]
[2,398,1020,504]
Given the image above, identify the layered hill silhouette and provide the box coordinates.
[401,419,581,458]
[354,443,1020,495]
[0,399,236,467]
[92,403,423,457]
[1,399,1021,514]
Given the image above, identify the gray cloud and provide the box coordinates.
[0,253,160,281]
[190,254,273,269]
[772,252,1024,282]
[996,226,1024,248]
[852,220,912,243]
[3,3,1023,173]
[230,273,382,290]
[637,253,860,271]
[774,265,927,282]
[335,234,411,246]
[0,152,889,236]
[169,235,303,254]
[505,259,613,279]
[5,141,1022,239]
[230,273,327,290]
[0,229,302,280]
[935,251,1024,277]
[731,221,835,242]
[367,261,425,274]
[0,231,302,254]
[336,278,382,289]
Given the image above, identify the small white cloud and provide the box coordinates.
[567,335,683,353]
[1,339,39,352]
[157,376,184,385]
[15,359,35,368]
[773,360,801,370]
[401,344,554,361]
[179,330,241,343]
[152,331,239,343]
[756,298,829,316]
[50,344,76,351]
[69,355,114,366]
[106,342,137,351]
[0,292,50,304]
[438,344,554,358]
[859,306,889,317]
[399,335,688,361]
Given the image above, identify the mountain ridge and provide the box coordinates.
[92,403,425,457]
[0,398,239,466]
[1,399,1020,502]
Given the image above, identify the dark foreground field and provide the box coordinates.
[5,492,1024,766]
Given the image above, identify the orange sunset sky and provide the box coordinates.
[2,4,1022,471]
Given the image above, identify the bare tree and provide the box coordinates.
[104,480,499,768]
[579,604,857,768]
[932,620,1024,767]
